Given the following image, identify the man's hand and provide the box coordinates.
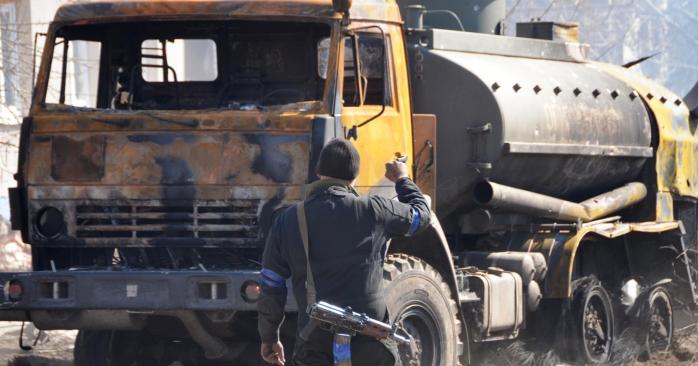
[385,159,409,183]
[261,341,286,365]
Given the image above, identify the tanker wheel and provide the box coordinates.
[383,254,462,366]
[643,287,673,356]
[74,330,158,366]
[569,278,615,364]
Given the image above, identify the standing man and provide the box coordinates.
[257,139,431,365]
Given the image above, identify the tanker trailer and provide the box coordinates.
[388,3,698,364]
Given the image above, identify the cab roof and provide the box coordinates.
[53,0,402,24]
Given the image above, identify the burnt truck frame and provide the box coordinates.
[1,1,698,365]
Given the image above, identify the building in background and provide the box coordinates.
[0,0,68,270]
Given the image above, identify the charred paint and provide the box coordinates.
[595,62,698,202]
[52,0,402,25]
[155,156,195,186]
[128,133,196,145]
[257,190,286,240]
[51,135,106,182]
[244,133,309,183]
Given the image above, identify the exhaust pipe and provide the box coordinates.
[473,181,647,222]
[158,311,245,360]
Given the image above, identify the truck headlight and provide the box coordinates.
[5,280,23,302]
[241,280,261,303]
[35,207,64,238]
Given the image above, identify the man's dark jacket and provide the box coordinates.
[257,177,431,345]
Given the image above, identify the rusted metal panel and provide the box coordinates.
[594,62,698,203]
[656,192,674,222]
[52,0,403,25]
[28,112,314,187]
[51,135,106,182]
[33,132,310,186]
[54,1,337,23]
[26,108,313,248]
[32,105,321,133]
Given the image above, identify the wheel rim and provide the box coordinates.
[582,289,613,363]
[397,303,441,366]
[646,289,673,354]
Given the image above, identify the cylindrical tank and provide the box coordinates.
[398,0,506,34]
[407,30,653,219]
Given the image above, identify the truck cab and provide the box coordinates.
[1,1,435,365]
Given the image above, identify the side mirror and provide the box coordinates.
[333,0,353,14]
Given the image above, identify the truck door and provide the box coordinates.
[340,29,412,196]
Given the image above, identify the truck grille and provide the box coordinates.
[74,200,260,246]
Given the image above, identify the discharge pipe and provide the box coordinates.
[158,310,245,360]
[473,181,647,222]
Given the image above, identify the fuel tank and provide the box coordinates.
[407,29,653,218]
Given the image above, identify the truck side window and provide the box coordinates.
[141,39,218,82]
[344,35,391,107]
[317,35,392,107]
[45,38,101,108]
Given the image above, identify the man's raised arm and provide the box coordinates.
[371,159,431,237]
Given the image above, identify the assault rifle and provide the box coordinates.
[301,301,411,344]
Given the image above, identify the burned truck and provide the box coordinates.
[1,0,697,365]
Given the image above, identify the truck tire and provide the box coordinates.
[568,277,614,364]
[74,330,144,366]
[642,286,673,356]
[73,330,112,366]
[384,254,462,366]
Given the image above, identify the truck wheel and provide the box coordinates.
[73,331,112,366]
[569,277,614,364]
[384,254,462,366]
[74,330,142,366]
[643,287,673,355]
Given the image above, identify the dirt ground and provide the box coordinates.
[1,321,698,366]
[0,323,74,366]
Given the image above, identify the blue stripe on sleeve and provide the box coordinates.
[260,268,287,288]
[406,208,421,237]
[333,342,351,362]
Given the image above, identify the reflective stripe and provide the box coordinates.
[333,341,351,362]
[260,268,287,288]
[406,208,421,236]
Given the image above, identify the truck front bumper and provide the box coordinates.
[0,270,297,327]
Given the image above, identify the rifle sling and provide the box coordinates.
[296,202,318,306]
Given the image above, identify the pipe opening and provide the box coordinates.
[473,180,494,205]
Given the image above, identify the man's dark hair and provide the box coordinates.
[316,139,360,180]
